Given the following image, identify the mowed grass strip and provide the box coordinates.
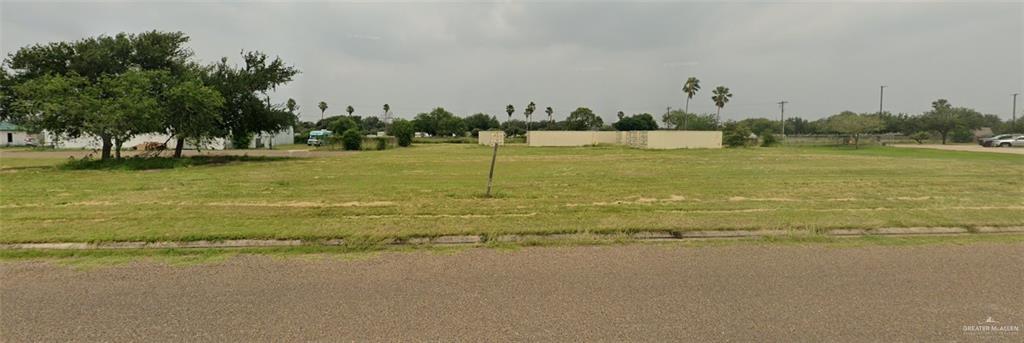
[0,144,1021,243]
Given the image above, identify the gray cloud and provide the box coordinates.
[2,1,1021,123]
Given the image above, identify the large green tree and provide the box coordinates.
[163,78,225,158]
[202,51,298,148]
[920,99,959,144]
[612,113,659,131]
[565,107,603,131]
[825,111,883,148]
[13,71,165,159]
[412,107,465,136]
[464,113,500,136]
[5,31,194,159]
[662,110,718,131]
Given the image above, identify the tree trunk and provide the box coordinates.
[114,137,123,159]
[941,132,948,145]
[174,137,185,158]
[716,108,721,127]
[100,135,113,160]
[854,134,860,149]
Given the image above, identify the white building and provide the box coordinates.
[238,126,294,149]
[0,122,30,146]
[45,126,294,150]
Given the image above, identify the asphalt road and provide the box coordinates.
[2,243,1022,342]
[892,144,1024,155]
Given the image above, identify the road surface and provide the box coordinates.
[892,144,1024,155]
[2,243,1022,341]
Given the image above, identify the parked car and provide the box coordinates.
[1008,135,1024,147]
[978,134,1023,147]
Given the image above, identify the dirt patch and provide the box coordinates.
[206,201,396,208]
[728,196,797,202]
[569,194,690,207]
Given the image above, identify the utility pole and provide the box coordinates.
[1013,93,1019,131]
[778,101,788,137]
[879,85,887,115]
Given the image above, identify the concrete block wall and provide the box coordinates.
[526,130,722,149]
[478,131,505,146]
[526,131,618,147]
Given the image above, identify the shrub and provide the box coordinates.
[231,134,251,149]
[723,123,753,148]
[760,131,779,147]
[330,117,359,135]
[910,131,931,144]
[951,128,974,143]
[341,129,362,150]
[388,119,415,147]
[412,136,475,144]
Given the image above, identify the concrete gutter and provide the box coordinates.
[1,226,1022,250]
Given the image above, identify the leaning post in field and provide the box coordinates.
[485,142,499,197]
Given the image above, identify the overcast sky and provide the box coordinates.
[2,1,1022,123]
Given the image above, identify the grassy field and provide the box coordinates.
[1,144,1022,243]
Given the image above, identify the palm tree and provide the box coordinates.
[346,105,354,117]
[383,103,391,124]
[617,111,625,120]
[545,106,554,123]
[524,101,536,131]
[318,101,328,121]
[286,98,299,119]
[506,104,515,121]
[711,86,732,126]
[682,77,700,113]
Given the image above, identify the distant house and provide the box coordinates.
[972,127,994,139]
[0,122,30,146]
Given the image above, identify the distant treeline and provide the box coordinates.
[300,99,1018,146]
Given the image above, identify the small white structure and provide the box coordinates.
[0,122,30,146]
[242,126,294,149]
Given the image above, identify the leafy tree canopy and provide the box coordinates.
[565,107,603,131]
[413,107,465,136]
[612,113,659,131]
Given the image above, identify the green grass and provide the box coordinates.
[1,144,1022,244]
[61,155,287,171]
